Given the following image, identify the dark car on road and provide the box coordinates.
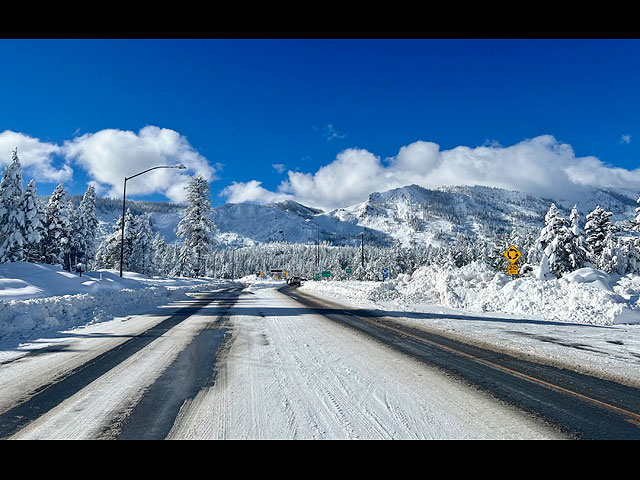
[287,277,303,286]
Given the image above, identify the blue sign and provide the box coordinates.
[382,268,388,279]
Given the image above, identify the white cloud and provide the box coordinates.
[221,180,293,204]
[621,134,631,144]
[63,126,217,202]
[219,135,640,211]
[323,124,346,142]
[0,130,72,183]
[272,163,286,174]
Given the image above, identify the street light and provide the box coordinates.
[119,164,187,277]
[305,218,320,274]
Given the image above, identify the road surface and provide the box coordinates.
[1,282,638,439]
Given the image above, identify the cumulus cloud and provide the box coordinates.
[220,135,640,211]
[221,180,293,204]
[63,126,217,202]
[0,130,72,183]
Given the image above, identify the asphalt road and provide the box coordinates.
[281,286,640,440]
[0,286,243,440]
[2,283,639,439]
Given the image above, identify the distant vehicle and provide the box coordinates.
[287,276,303,286]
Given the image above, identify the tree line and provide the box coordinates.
[2,148,639,282]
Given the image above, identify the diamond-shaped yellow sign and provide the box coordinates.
[503,245,521,264]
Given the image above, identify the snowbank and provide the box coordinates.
[302,262,640,326]
[0,262,231,341]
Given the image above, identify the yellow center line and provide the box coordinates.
[365,314,640,425]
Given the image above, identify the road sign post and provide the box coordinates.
[503,246,521,279]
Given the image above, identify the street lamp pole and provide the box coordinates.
[119,164,186,277]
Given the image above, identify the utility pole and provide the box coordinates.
[360,232,365,268]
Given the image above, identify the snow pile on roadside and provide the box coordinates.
[303,262,640,325]
[0,262,230,340]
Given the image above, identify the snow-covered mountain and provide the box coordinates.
[67,183,639,249]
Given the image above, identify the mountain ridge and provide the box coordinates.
[56,184,639,249]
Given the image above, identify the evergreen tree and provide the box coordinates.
[532,203,572,278]
[42,184,71,267]
[21,179,45,263]
[78,185,99,269]
[0,149,25,263]
[152,232,168,276]
[567,204,589,270]
[121,208,138,271]
[176,175,216,276]
[130,213,154,275]
[96,215,124,269]
[584,205,612,268]
[630,194,640,233]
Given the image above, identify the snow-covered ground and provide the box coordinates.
[0,279,563,439]
[299,263,640,388]
[0,262,229,352]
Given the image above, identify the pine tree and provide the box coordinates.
[0,149,25,263]
[532,203,572,278]
[130,213,154,275]
[21,179,45,263]
[42,184,71,267]
[567,204,589,270]
[78,185,99,269]
[584,205,612,268]
[152,232,168,276]
[630,195,640,233]
[176,175,216,277]
[96,215,124,269]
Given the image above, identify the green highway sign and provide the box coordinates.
[322,271,331,277]
[345,267,352,274]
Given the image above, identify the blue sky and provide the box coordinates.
[1,38,639,209]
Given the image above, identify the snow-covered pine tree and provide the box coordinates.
[567,204,589,270]
[130,213,154,275]
[584,205,612,268]
[121,208,138,272]
[0,149,25,263]
[630,194,640,233]
[78,185,99,269]
[42,184,71,267]
[169,241,183,277]
[176,175,216,277]
[152,231,168,276]
[532,203,572,278]
[96,215,124,269]
[67,199,82,271]
[21,179,45,263]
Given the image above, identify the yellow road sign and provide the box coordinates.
[503,245,521,264]
[507,264,519,275]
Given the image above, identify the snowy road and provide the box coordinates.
[2,281,637,439]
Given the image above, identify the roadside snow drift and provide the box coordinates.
[0,262,229,341]
[302,262,640,326]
